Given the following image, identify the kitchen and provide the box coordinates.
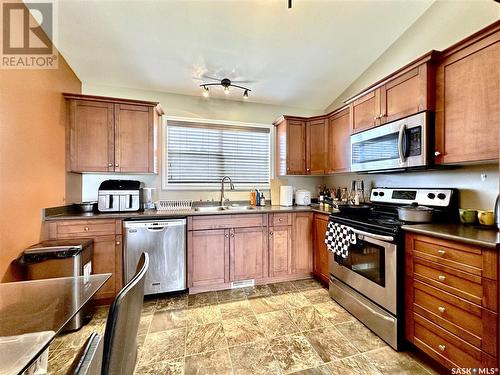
[0,1,499,374]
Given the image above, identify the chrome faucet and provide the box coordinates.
[220,176,235,206]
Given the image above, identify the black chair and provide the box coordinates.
[69,252,149,375]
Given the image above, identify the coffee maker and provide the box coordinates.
[97,180,142,212]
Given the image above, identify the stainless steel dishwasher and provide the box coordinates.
[124,219,186,295]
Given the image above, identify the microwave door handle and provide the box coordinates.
[398,124,407,163]
[108,195,113,209]
[350,228,394,242]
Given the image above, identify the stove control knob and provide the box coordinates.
[427,193,435,199]
[379,192,385,197]
[373,192,379,196]
[437,193,446,200]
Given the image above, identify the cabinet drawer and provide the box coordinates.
[413,313,482,369]
[270,213,291,226]
[190,214,266,230]
[413,257,483,306]
[52,220,117,238]
[409,235,486,275]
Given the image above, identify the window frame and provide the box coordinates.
[161,116,275,191]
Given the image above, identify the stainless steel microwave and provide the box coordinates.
[350,112,430,173]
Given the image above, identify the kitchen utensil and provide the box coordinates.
[336,204,372,215]
[478,210,495,226]
[459,209,478,224]
[295,190,311,206]
[74,201,96,213]
[397,203,433,222]
[279,186,293,206]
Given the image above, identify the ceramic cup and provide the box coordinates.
[478,210,495,226]
[459,209,478,224]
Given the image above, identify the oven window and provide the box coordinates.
[335,240,386,287]
[352,132,399,164]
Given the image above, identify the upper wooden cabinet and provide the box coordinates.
[327,107,350,173]
[275,117,306,175]
[64,93,163,173]
[306,119,328,175]
[347,53,438,134]
[435,23,500,164]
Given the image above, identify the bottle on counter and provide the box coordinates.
[250,190,256,206]
[256,189,261,206]
[260,192,266,206]
[319,185,324,205]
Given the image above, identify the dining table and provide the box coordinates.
[0,273,111,375]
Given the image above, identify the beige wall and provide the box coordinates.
[80,84,323,202]
[325,0,500,112]
[0,59,81,281]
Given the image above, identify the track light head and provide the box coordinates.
[243,90,249,99]
[202,86,209,97]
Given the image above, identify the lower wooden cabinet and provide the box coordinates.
[269,225,292,277]
[231,227,268,281]
[292,212,313,274]
[313,214,329,284]
[45,219,123,301]
[405,232,498,370]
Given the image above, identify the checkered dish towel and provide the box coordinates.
[324,221,357,258]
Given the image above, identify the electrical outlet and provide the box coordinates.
[481,173,487,181]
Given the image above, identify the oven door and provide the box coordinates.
[350,111,428,172]
[329,229,397,314]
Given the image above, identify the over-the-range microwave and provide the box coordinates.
[350,111,431,173]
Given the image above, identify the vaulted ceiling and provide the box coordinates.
[54,0,434,110]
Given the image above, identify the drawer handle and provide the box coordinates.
[438,306,446,314]
[438,344,446,352]
[437,249,446,256]
[84,227,89,231]
[438,275,446,282]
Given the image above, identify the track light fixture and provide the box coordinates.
[199,77,251,99]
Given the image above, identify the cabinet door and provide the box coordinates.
[114,104,155,173]
[68,99,114,172]
[286,120,306,174]
[188,229,229,287]
[327,109,350,173]
[306,119,328,175]
[380,66,429,124]
[269,226,292,277]
[435,38,499,164]
[350,89,381,134]
[230,227,267,281]
[292,213,313,274]
[313,215,329,284]
[92,235,122,300]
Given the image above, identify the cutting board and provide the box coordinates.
[270,178,288,206]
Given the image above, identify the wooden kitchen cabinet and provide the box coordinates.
[435,23,500,164]
[349,89,382,133]
[327,107,350,173]
[313,214,329,284]
[275,117,306,175]
[188,229,230,287]
[44,219,123,301]
[64,93,162,173]
[269,225,292,277]
[230,227,268,281]
[306,119,328,174]
[292,212,313,275]
[405,232,498,370]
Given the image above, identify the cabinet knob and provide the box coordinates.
[434,151,441,157]
[438,306,446,314]
[116,241,121,245]
[278,218,283,221]
[438,275,446,282]
[437,249,446,256]
[84,227,89,231]
[108,163,113,167]
[225,234,229,238]
[373,116,378,121]
[306,168,310,172]
[115,164,119,167]
[230,234,234,238]
[269,231,273,236]
[438,344,446,352]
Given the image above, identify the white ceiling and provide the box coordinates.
[54,0,434,110]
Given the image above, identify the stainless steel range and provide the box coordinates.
[328,187,458,349]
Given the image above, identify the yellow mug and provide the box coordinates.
[478,210,495,226]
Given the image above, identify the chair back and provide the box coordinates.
[101,252,149,375]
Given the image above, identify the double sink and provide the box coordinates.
[194,204,256,212]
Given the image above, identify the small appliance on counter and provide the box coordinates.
[295,189,311,206]
[279,185,293,206]
[97,179,142,212]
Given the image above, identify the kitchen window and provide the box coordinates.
[163,118,272,189]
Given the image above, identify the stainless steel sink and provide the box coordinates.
[224,205,255,211]
[193,204,255,212]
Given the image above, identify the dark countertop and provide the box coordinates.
[43,204,337,221]
[402,223,499,249]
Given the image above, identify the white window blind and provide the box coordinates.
[166,120,271,185]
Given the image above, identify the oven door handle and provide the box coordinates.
[398,124,407,164]
[351,228,394,242]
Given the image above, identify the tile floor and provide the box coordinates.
[48,278,439,375]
